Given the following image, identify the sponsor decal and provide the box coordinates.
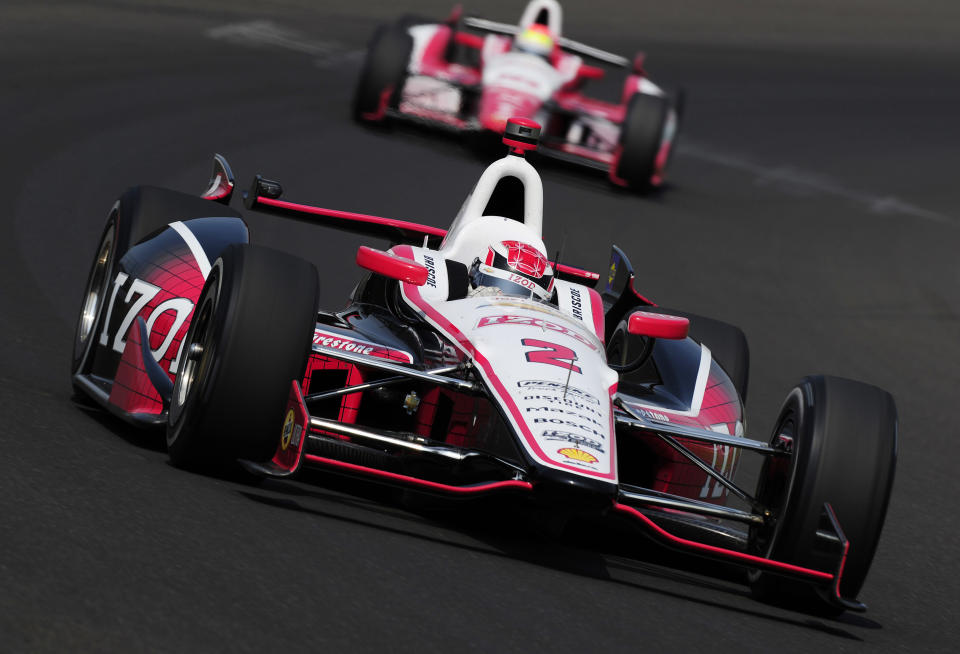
[633,407,670,422]
[532,417,607,440]
[280,409,296,451]
[569,287,583,322]
[312,329,414,363]
[521,395,603,416]
[99,272,196,373]
[606,252,621,293]
[542,430,605,453]
[508,272,538,292]
[524,406,604,428]
[517,380,600,405]
[557,447,598,464]
[477,314,597,350]
[423,254,437,288]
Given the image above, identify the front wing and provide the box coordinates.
[239,340,866,612]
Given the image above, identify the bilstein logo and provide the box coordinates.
[280,409,296,451]
[557,447,598,464]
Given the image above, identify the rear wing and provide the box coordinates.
[462,16,630,67]
[241,172,600,286]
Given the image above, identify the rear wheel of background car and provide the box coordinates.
[352,21,414,123]
[748,375,897,614]
[166,243,319,471]
[71,186,241,382]
[611,93,669,191]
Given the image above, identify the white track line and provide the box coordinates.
[679,142,953,223]
[206,20,361,68]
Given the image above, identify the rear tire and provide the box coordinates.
[352,22,414,123]
[166,244,319,470]
[611,93,670,191]
[749,376,897,613]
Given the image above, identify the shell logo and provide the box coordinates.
[557,447,598,464]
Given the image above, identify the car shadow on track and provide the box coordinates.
[237,471,880,639]
[71,394,167,453]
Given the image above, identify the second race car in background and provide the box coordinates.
[353,0,683,191]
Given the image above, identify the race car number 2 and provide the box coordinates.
[522,338,581,374]
[99,271,194,369]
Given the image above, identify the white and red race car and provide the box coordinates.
[72,118,895,615]
[353,0,682,191]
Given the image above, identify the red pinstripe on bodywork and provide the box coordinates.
[304,454,533,495]
[255,197,447,239]
[612,503,835,581]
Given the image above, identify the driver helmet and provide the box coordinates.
[469,239,555,301]
[513,24,556,59]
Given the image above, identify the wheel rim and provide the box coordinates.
[168,263,221,443]
[749,412,797,559]
[74,216,115,364]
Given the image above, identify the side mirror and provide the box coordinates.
[628,311,689,340]
[357,246,429,286]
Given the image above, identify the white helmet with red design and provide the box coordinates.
[469,239,555,301]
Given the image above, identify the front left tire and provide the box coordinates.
[167,243,319,470]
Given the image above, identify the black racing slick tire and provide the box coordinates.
[612,93,670,191]
[749,376,898,613]
[71,186,242,380]
[166,244,319,470]
[352,22,414,123]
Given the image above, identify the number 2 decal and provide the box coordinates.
[521,338,582,374]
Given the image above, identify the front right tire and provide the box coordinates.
[352,22,414,123]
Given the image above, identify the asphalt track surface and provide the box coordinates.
[2,1,959,651]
